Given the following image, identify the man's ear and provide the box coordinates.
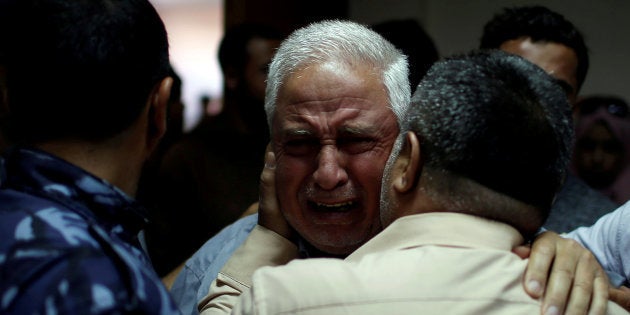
[147,76,172,152]
[393,131,421,193]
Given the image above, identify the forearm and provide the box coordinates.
[198,225,298,314]
[564,204,629,287]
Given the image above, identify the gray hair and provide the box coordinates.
[264,20,410,132]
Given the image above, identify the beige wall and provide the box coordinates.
[151,0,630,128]
[152,0,223,131]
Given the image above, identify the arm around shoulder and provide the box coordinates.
[566,201,630,287]
[198,225,299,314]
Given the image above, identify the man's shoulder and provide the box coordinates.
[607,301,630,315]
[170,214,258,314]
[557,174,618,209]
[0,220,129,311]
[0,193,181,314]
[247,246,541,314]
[189,214,259,266]
[547,174,619,232]
[0,189,126,268]
[0,186,60,210]
[0,189,90,245]
[177,214,258,278]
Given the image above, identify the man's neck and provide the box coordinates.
[34,139,143,197]
[223,93,268,136]
[297,236,348,259]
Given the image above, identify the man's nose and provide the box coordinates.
[313,145,348,190]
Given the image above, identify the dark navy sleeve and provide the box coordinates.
[0,198,181,314]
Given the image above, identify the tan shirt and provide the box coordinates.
[198,225,299,314]
[200,213,629,315]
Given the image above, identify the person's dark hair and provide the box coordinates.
[3,0,170,143]
[217,23,283,77]
[409,49,573,225]
[480,5,589,91]
[371,19,439,92]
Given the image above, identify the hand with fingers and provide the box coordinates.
[256,144,296,241]
[517,231,609,315]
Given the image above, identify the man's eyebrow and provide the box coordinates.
[339,125,379,135]
[279,125,379,138]
[281,129,313,138]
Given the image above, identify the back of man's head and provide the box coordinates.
[3,0,169,144]
[480,5,588,90]
[406,50,574,234]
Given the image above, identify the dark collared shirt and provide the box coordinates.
[0,147,180,314]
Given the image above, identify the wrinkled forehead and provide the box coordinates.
[290,60,381,92]
[276,61,389,112]
[499,37,579,102]
[275,100,396,140]
[272,68,396,141]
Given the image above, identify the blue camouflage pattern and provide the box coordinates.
[0,147,181,314]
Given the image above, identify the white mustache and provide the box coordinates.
[303,184,357,202]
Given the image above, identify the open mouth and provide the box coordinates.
[309,201,355,212]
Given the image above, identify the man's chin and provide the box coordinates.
[313,243,361,258]
[304,230,371,257]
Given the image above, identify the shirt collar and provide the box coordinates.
[1,146,148,236]
[346,212,525,262]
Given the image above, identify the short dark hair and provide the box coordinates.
[410,49,574,212]
[480,5,589,90]
[3,0,170,143]
[218,23,283,76]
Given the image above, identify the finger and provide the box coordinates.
[258,144,277,215]
[609,286,630,312]
[263,143,276,170]
[585,266,609,315]
[563,249,602,315]
[257,144,294,239]
[524,232,557,299]
[512,244,532,260]
[541,238,586,315]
